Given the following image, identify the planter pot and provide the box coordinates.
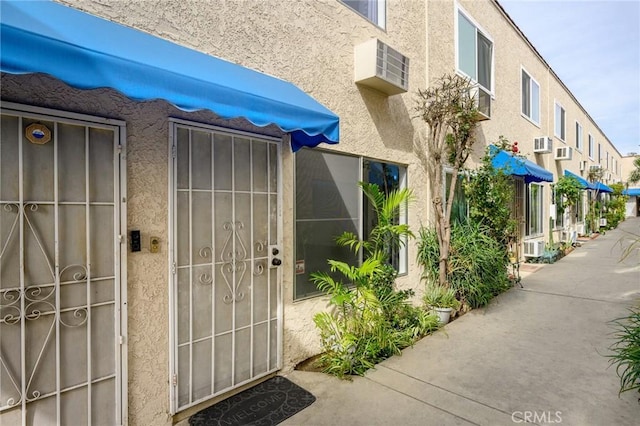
[434,307,453,325]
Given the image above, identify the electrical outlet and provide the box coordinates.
[150,237,160,253]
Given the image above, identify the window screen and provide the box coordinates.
[294,149,360,299]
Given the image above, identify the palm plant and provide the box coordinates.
[336,181,414,264]
[311,183,439,378]
[311,257,438,377]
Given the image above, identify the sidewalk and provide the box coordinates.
[283,217,640,426]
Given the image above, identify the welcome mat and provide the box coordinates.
[189,376,316,426]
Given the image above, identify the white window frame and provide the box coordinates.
[575,121,583,152]
[455,4,495,96]
[554,101,566,142]
[553,185,564,229]
[598,143,601,164]
[526,183,544,237]
[588,134,594,160]
[521,67,540,125]
[341,0,386,29]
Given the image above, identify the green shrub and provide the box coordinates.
[417,220,510,308]
[312,257,439,378]
[604,183,628,230]
[423,285,461,310]
[608,306,640,400]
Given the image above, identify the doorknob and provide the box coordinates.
[269,245,282,268]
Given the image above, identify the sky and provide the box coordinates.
[499,0,640,156]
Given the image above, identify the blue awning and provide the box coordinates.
[563,170,591,189]
[490,146,554,183]
[624,188,640,196]
[591,181,613,193]
[0,0,339,151]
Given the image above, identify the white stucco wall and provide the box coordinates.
[3,0,629,424]
[8,1,431,424]
[427,0,625,245]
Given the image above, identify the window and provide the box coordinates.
[598,143,601,163]
[554,102,565,141]
[342,0,385,28]
[588,134,594,159]
[294,149,407,299]
[553,186,564,229]
[576,191,585,223]
[363,159,407,272]
[457,8,493,116]
[606,152,609,169]
[575,122,583,151]
[521,69,540,124]
[526,184,543,236]
[444,169,468,225]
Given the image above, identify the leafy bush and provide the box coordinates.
[312,257,439,378]
[463,138,517,249]
[312,183,438,378]
[608,306,640,400]
[604,183,628,230]
[423,285,461,310]
[417,220,510,308]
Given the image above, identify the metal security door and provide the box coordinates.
[0,105,126,426]
[170,122,282,413]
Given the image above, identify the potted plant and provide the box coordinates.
[423,285,461,325]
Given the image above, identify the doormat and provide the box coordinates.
[189,376,316,426]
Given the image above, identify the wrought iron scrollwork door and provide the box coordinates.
[170,122,282,413]
[0,108,124,425]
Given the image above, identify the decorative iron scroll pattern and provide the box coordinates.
[198,221,250,304]
[0,202,89,410]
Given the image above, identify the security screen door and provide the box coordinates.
[0,106,125,425]
[170,122,282,413]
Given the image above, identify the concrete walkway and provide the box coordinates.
[283,217,640,426]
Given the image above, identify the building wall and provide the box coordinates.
[427,0,624,243]
[621,155,639,183]
[6,1,431,424]
[3,0,629,424]
[0,72,284,425]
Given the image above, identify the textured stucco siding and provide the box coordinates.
[428,0,624,245]
[3,0,627,424]
[0,72,284,425]
[9,0,431,425]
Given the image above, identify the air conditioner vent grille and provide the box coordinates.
[534,137,552,153]
[355,38,409,96]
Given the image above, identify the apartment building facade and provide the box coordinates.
[0,1,625,424]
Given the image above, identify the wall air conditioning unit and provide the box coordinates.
[579,161,587,171]
[590,164,602,171]
[599,218,607,227]
[523,240,544,257]
[554,146,573,161]
[469,85,491,120]
[354,38,409,96]
[533,137,552,153]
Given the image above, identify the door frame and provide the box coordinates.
[167,118,284,415]
[0,101,128,425]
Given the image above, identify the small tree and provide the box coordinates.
[464,137,517,249]
[554,175,583,223]
[414,74,479,287]
[586,167,605,233]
